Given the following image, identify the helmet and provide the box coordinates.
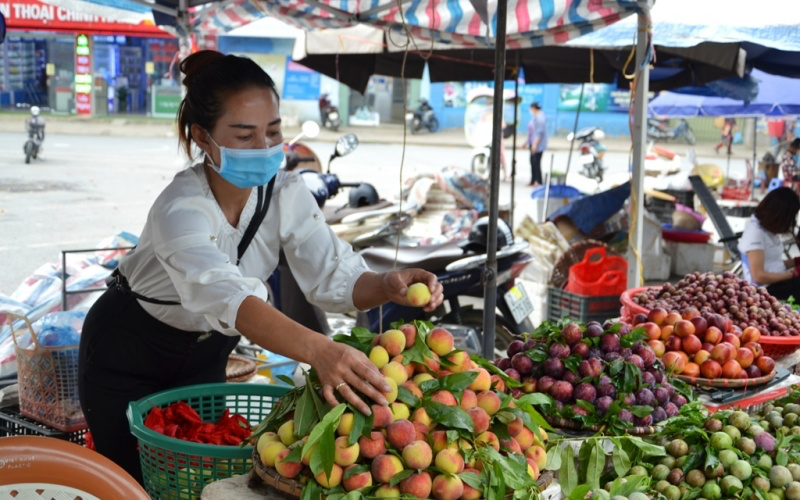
[459,216,514,253]
[30,106,40,116]
[348,183,379,208]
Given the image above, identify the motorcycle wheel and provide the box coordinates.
[427,117,440,133]
[471,153,490,179]
[684,129,696,145]
[410,118,421,135]
[24,141,33,164]
[457,309,516,354]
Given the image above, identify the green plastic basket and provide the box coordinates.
[127,383,290,500]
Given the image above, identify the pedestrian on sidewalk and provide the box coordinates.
[527,102,547,186]
[715,117,737,155]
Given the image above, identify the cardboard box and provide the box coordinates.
[665,241,715,277]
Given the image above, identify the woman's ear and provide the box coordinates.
[191,124,212,158]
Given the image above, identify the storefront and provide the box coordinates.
[0,0,176,114]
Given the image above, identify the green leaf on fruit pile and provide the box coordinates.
[482,447,534,491]
[526,345,549,363]
[629,405,653,418]
[577,440,592,483]
[308,382,331,420]
[546,443,562,471]
[621,327,648,348]
[495,409,516,425]
[683,487,702,500]
[348,407,366,446]
[309,420,336,480]
[389,319,406,330]
[560,444,577,496]
[777,449,789,466]
[612,440,631,477]
[471,355,522,389]
[412,319,433,338]
[252,386,301,435]
[294,381,317,438]
[493,422,511,442]
[446,430,460,444]
[350,327,375,345]
[516,393,554,408]
[704,445,720,470]
[438,371,479,394]
[563,355,581,375]
[683,449,704,473]
[608,474,647,497]
[459,470,482,489]
[621,362,642,395]
[608,359,624,376]
[388,469,415,487]
[396,386,420,408]
[422,400,474,433]
[401,331,436,367]
[576,400,597,415]
[276,374,295,386]
[567,485,591,500]
[493,461,507,500]
[343,464,369,480]
[419,378,440,394]
[607,322,622,333]
[300,479,322,500]
[303,403,346,468]
[331,334,370,354]
[284,446,303,464]
[628,436,666,457]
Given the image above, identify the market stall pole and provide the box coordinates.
[481,0,509,359]
[628,0,653,289]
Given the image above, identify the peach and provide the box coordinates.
[387,419,416,450]
[722,359,742,378]
[399,471,433,498]
[426,327,455,356]
[260,441,287,467]
[642,322,662,340]
[700,359,722,379]
[476,431,500,451]
[722,333,741,349]
[460,468,482,500]
[402,380,424,401]
[648,307,668,326]
[756,356,775,375]
[432,474,464,500]
[372,334,382,346]
[255,432,280,455]
[437,370,454,379]
[384,376,399,404]
[374,484,402,497]
[430,430,449,453]
[744,341,763,359]
[711,342,736,364]
[515,426,535,450]
[682,307,701,320]
[343,464,373,491]
[648,339,666,357]
[736,347,755,369]
[467,406,491,434]
[507,417,524,437]
[432,390,458,406]
[435,448,465,474]
[469,368,492,392]
[369,345,390,369]
[665,335,682,352]
[301,441,317,466]
[702,342,716,353]
[337,412,355,436]
[413,353,440,374]
[522,377,537,394]
[315,463,343,488]
[500,438,522,455]
[398,323,418,349]
[413,373,435,387]
[704,326,723,345]
[392,355,416,379]
[412,421,429,441]
[476,391,502,415]
[371,454,405,483]
[489,375,506,392]
[694,349,711,365]
[334,435,360,467]
[659,324,674,341]
[277,420,297,446]
[527,460,540,480]
[742,326,761,344]
[460,389,478,410]
[412,407,434,429]
[382,361,410,385]
[526,445,547,470]
[682,362,700,378]
[407,282,432,307]
[359,431,387,459]
[372,404,393,429]
[532,428,548,447]
[682,334,702,355]
[274,448,302,479]
[446,351,471,373]
[391,402,411,421]
[402,440,434,469]
[662,351,686,373]
[664,312,682,326]
[380,329,408,357]
[674,320,696,338]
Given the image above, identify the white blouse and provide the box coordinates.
[118,164,369,336]
[739,214,786,284]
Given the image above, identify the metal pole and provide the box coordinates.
[752,117,758,201]
[482,0,508,360]
[510,51,520,229]
[564,83,585,178]
[627,1,652,289]
[542,154,555,224]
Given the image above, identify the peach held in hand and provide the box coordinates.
[406,282,432,307]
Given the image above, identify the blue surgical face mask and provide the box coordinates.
[205,133,284,188]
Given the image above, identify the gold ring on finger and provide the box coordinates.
[335,382,347,391]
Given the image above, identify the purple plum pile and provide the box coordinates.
[494,321,689,430]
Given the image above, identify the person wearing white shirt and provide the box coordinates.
[78,50,443,484]
[739,187,800,299]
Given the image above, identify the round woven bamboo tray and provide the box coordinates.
[226,354,258,382]
[252,449,554,497]
[675,369,776,388]
[550,240,611,289]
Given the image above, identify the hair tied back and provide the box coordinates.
[180,50,226,89]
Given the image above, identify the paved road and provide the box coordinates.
[0,130,744,296]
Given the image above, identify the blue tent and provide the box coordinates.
[649,69,800,117]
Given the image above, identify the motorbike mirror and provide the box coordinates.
[594,129,606,140]
[301,120,320,139]
[335,133,359,158]
[566,132,575,141]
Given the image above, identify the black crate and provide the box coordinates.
[547,287,621,323]
[0,404,87,445]
[663,189,695,210]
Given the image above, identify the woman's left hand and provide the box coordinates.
[381,269,444,312]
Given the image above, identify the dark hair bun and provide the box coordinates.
[180,50,226,88]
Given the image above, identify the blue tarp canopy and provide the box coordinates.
[649,69,800,117]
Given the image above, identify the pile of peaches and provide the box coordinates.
[635,307,776,381]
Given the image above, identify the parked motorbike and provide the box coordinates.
[647,117,696,145]
[23,106,45,164]
[405,98,439,134]
[318,93,340,131]
[567,127,606,183]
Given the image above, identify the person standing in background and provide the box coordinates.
[527,102,547,187]
[715,117,737,155]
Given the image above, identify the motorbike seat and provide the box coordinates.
[360,242,465,273]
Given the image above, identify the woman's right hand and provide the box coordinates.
[312,339,392,416]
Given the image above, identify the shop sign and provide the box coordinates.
[283,60,320,101]
[152,84,181,118]
[74,33,92,115]
[0,0,170,37]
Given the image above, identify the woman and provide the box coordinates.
[78,50,443,483]
[739,187,800,299]
[715,117,737,155]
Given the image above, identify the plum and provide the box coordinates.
[579,358,603,378]
[504,368,521,381]
[563,370,580,385]
[627,354,645,371]
[604,352,622,363]
[574,382,597,403]
[598,375,612,386]
[639,347,657,366]
[511,353,533,375]
[754,432,775,452]
[523,339,538,351]
[597,383,616,399]
[671,394,688,407]
[496,358,511,371]
[664,402,679,418]
[651,407,668,423]
[550,381,574,403]
[588,347,603,359]
[617,323,632,336]
[620,348,633,359]
[624,393,636,406]
[654,387,670,405]
[572,404,590,417]
[562,323,583,345]
[601,334,621,353]
[618,409,634,423]
[571,342,589,359]
[543,357,565,379]
[595,396,614,415]
[549,343,571,359]
[635,388,655,407]
[661,381,675,397]
[537,376,556,393]
[649,368,664,383]
[507,340,524,358]
[641,371,656,387]
[635,415,653,427]
[586,323,604,338]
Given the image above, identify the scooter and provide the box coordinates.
[567,127,606,183]
[319,93,341,131]
[647,117,696,145]
[405,98,439,134]
[23,105,45,164]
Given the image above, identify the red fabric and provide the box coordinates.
[143,402,252,445]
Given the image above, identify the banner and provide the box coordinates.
[282,60,320,101]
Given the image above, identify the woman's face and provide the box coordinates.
[197,86,282,165]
